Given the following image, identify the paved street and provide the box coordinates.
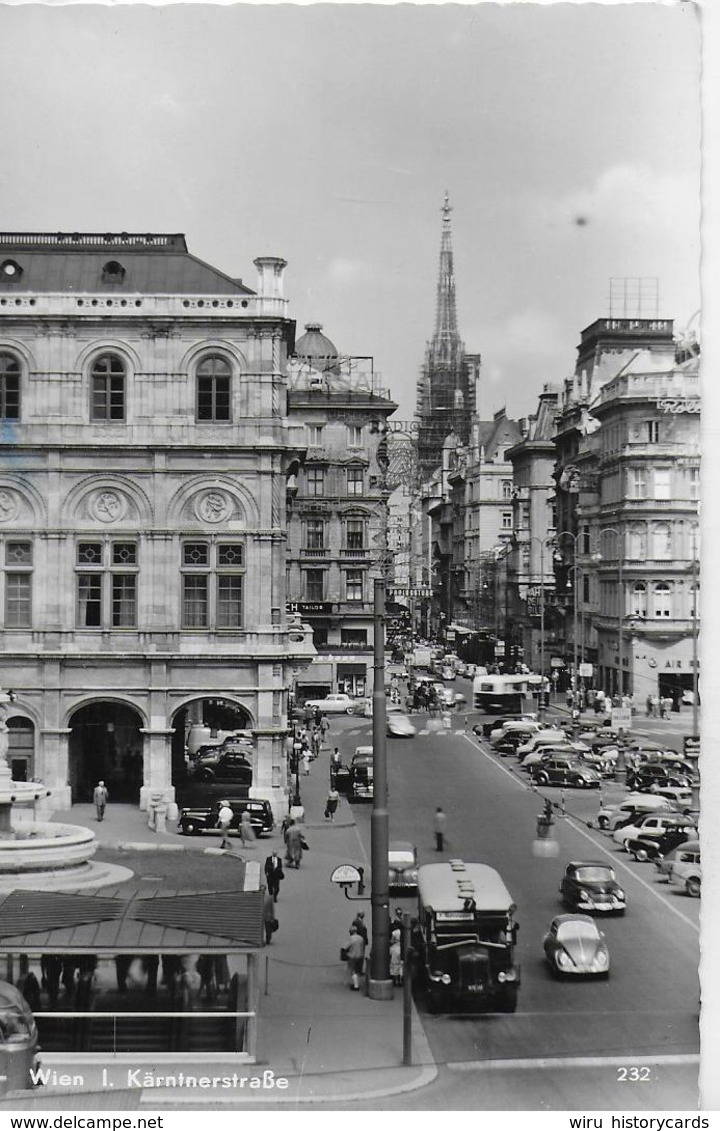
[329,685,700,1109]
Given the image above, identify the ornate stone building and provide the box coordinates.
[285,324,396,699]
[0,232,314,813]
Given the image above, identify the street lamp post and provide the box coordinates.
[368,577,392,1000]
[555,531,581,720]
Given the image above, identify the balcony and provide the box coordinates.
[340,548,370,559]
[300,547,329,559]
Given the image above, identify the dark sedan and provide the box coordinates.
[543,915,611,979]
[178,797,274,837]
[188,750,253,785]
[531,756,601,789]
[559,861,626,915]
[627,763,691,792]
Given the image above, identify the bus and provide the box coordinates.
[472,673,540,714]
[414,860,520,1013]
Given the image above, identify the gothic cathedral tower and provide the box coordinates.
[415,194,479,477]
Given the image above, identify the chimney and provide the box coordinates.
[253,256,288,299]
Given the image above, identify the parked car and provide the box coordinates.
[559,861,626,915]
[646,785,693,807]
[517,730,568,756]
[531,756,601,789]
[543,915,610,979]
[303,693,363,715]
[613,812,697,850]
[388,841,419,890]
[387,712,417,738]
[521,743,589,770]
[655,838,700,882]
[189,750,253,785]
[627,823,696,863]
[440,665,456,681]
[178,797,275,837]
[596,793,671,831]
[668,850,701,897]
[347,749,374,801]
[490,720,541,746]
[627,763,691,792]
[475,716,535,740]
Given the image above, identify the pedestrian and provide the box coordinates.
[264,850,285,901]
[216,799,234,849]
[433,806,447,852]
[651,694,660,718]
[345,925,366,991]
[93,780,109,821]
[196,955,216,1002]
[320,715,330,739]
[285,821,305,868]
[302,748,312,776]
[238,809,256,848]
[20,971,42,1012]
[389,929,403,987]
[352,911,368,945]
[663,696,673,719]
[263,888,278,945]
[314,707,323,727]
[330,747,342,786]
[646,694,653,718]
[311,729,321,757]
[325,785,340,821]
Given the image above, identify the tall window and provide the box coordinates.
[76,541,137,627]
[632,583,647,617]
[181,541,244,628]
[581,524,591,554]
[197,355,231,421]
[689,467,699,499]
[501,511,513,530]
[647,420,660,443]
[0,354,20,420]
[347,425,363,448]
[628,525,646,560]
[306,468,325,497]
[3,541,32,627]
[345,569,364,602]
[345,519,364,550]
[346,468,364,497]
[502,480,513,500]
[653,582,672,618]
[91,354,126,421]
[652,523,671,560]
[305,569,325,601]
[305,519,325,551]
[629,468,647,499]
[307,424,324,446]
[653,468,671,500]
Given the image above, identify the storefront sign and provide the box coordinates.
[655,398,701,414]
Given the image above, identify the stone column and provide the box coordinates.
[38,727,73,810]
[138,725,175,810]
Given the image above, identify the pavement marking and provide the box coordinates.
[460,734,700,934]
[447,1053,699,1072]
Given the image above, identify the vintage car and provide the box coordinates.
[530,756,601,789]
[596,793,671,831]
[543,915,610,979]
[655,838,700,882]
[559,861,626,915]
[613,812,696,850]
[387,712,417,738]
[347,749,374,802]
[178,797,275,837]
[668,848,701,897]
[625,822,696,863]
[388,841,419,890]
[626,763,691,792]
[188,749,253,785]
[303,693,363,715]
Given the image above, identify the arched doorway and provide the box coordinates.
[69,702,144,803]
[7,717,35,782]
[171,697,253,801]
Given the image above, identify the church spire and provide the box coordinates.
[431,192,460,362]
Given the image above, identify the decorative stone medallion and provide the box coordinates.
[196,491,232,523]
[0,490,18,522]
[91,490,126,523]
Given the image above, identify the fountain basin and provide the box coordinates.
[0,822,96,874]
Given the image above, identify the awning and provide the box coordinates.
[449,623,474,635]
[0,887,265,953]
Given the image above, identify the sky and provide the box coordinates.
[0,1,702,424]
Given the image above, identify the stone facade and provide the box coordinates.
[0,233,314,814]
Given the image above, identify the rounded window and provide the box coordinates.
[0,259,22,281]
[90,353,126,421]
[0,352,21,420]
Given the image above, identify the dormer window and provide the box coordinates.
[0,259,22,281]
[102,260,126,284]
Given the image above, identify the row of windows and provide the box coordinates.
[628,466,699,500]
[304,468,366,497]
[307,424,365,449]
[303,569,367,603]
[305,519,365,551]
[597,580,698,620]
[0,351,257,424]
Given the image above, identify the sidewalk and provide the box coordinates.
[35,733,436,1106]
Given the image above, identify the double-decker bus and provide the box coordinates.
[472,673,540,714]
[414,860,520,1013]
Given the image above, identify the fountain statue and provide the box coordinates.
[0,695,132,890]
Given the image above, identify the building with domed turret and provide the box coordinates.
[286,323,397,700]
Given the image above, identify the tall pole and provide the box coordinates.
[617,551,624,699]
[368,577,392,999]
[539,538,546,719]
[691,529,699,739]
[572,560,579,727]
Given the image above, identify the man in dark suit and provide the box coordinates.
[264,851,285,901]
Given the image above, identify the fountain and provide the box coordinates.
[0,694,132,890]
